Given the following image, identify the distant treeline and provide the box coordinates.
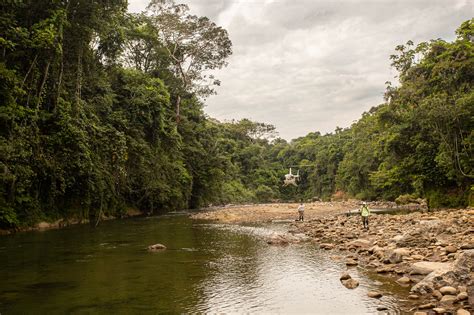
[0,1,472,228]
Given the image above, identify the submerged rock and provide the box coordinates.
[266,233,289,245]
[367,291,382,298]
[148,243,167,251]
[340,272,351,281]
[341,278,359,289]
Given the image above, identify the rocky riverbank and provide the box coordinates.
[287,208,474,314]
[192,203,473,314]
[191,200,398,223]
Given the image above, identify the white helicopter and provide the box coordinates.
[283,167,300,186]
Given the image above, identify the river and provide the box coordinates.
[0,214,409,314]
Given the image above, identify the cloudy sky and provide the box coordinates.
[129,0,473,140]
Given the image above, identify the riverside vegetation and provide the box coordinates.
[0,1,473,231]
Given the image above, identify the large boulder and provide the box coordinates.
[411,250,474,295]
[396,220,444,248]
[410,262,452,275]
[385,248,411,264]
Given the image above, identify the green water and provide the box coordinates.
[0,215,407,314]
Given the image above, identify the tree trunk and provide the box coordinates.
[36,59,51,113]
[176,95,181,123]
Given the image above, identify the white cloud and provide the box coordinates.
[128,0,473,139]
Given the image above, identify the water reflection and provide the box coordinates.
[0,216,406,314]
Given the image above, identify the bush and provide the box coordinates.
[221,181,255,204]
[425,188,468,209]
[0,204,19,228]
[255,185,277,202]
[331,190,348,201]
[395,194,419,205]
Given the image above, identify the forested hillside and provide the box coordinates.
[0,0,472,228]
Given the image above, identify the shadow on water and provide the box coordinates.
[0,214,408,314]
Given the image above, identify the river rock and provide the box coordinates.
[433,290,443,300]
[267,233,289,245]
[341,278,359,289]
[433,308,446,314]
[461,243,474,250]
[320,243,335,250]
[411,254,425,260]
[349,239,372,249]
[396,220,443,248]
[457,292,468,301]
[419,302,436,309]
[440,294,457,305]
[148,243,167,251]
[454,249,474,272]
[397,276,411,284]
[445,245,458,253]
[456,309,471,315]
[340,272,351,281]
[410,262,451,275]
[367,291,382,298]
[387,248,411,263]
[440,286,457,295]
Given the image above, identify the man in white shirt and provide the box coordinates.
[297,203,305,221]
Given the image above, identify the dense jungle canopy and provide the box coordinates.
[0,0,473,228]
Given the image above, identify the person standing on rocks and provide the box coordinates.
[297,203,305,221]
[360,202,370,230]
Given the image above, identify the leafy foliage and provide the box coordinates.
[0,1,472,229]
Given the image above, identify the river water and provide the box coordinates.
[0,214,409,314]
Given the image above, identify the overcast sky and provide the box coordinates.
[128,0,473,140]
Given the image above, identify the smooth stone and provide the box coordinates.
[456,309,471,315]
[320,243,335,250]
[148,243,167,251]
[433,290,443,300]
[460,243,474,250]
[456,292,468,300]
[419,302,435,309]
[396,276,411,284]
[367,291,382,298]
[410,261,451,275]
[445,245,457,253]
[433,308,446,314]
[346,259,358,266]
[408,294,419,299]
[439,286,457,295]
[340,272,351,281]
[341,278,359,289]
[440,294,457,305]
